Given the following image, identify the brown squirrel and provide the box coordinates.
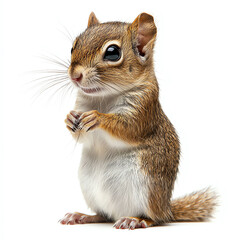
[59,12,217,229]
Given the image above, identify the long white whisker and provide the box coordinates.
[27,74,69,85]
[30,69,68,74]
[58,24,74,43]
[39,55,69,69]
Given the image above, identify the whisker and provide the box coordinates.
[39,55,69,69]
[30,78,70,100]
[54,82,73,103]
[27,74,69,84]
[29,69,68,74]
[63,25,74,42]
[37,78,69,89]
[61,82,74,101]
[51,54,71,68]
[58,26,74,43]
[34,79,69,97]
[29,52,74,104]
[27,77,69,90]
[69,82,75,96]
[39,81,73,104]
[96,80,124,94]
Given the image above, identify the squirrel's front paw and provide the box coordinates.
[65,110,101,133]
[65,110,82,133]
[78,110,101,132]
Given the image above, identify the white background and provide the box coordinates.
[1,0,240,239]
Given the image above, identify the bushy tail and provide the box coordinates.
[171,188,218,222]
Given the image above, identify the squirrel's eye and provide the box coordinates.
[103,45,121,61]
[71,47,73,54]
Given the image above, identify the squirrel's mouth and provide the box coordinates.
[80,86,102,94]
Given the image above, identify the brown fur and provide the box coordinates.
[66,12,217,227]
[171,188,218,222]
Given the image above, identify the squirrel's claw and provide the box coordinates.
[113,217,153,230]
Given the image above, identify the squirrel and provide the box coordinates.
[59,12,217,229]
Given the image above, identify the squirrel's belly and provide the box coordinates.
[78,142,149,221]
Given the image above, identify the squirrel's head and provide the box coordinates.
[68,12,157,97]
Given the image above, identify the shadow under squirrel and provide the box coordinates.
[59,12,217,229]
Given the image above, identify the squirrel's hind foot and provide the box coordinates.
[59,212,107,225]
[113,217,155,230]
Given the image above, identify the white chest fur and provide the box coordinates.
[75,92,149,220]
[79,135,148,220]
[78,132,149,220]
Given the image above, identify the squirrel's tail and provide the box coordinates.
[170,188,218,222]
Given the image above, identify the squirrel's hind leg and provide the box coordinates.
[113,217,155,230]
[59,212,108,225]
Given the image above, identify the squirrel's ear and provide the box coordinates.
[88,12,100,28]
[131,13,157,57]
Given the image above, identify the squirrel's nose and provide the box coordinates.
[71,73,83,82]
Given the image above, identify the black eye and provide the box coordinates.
[71,47,73,54]
[103,45,121,61]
